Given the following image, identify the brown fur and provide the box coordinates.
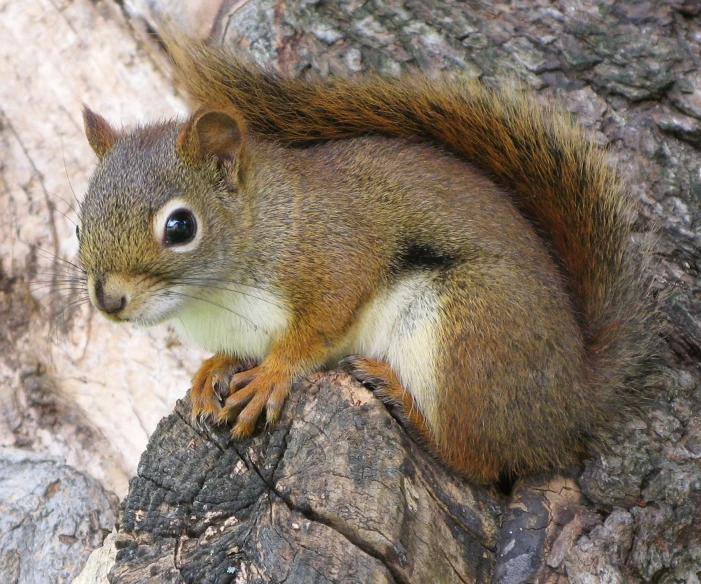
[164,36,656,479]
[78,34,657,484]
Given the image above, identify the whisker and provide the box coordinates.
[61,139,83,217]
[165,290,269,333]
[28,278,86,289]
[35,250,85,273]
[19,240,86,274]
[28,267,85,278]
[159,271,285,300]
[46,199,78,227]
[33,291,89,328]
[29,282,87,290]
[125,262,286,306]
[48,298,90,345]
[31,290,87,306]
[29,274,86,282]
[198,276,287,300]
[28,271,86,280]
[169,277,286,309]
[50,299,89,317]
[30,292,86,305]
[30,284,85,292]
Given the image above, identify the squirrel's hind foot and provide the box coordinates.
[339,355,433,446]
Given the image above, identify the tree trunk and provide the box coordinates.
[1,0,700,583]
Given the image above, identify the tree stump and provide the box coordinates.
[111,373,502,583]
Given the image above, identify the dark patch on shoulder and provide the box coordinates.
[391,241,456,274]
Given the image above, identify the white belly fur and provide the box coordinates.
[170,285,290,361]
[344,274,442,438]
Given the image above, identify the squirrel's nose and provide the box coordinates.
[93,277,127,314]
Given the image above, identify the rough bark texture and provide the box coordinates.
[110,373,501,583]
[1,0,700,583]
[0,449,117,583]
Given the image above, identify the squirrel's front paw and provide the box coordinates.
[217,367,291,439]
[190,354,256,427]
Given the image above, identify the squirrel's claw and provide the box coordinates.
[339,355,394,391]
[217,367,292,439]
[340,354,432,445]
[189,354,257,427]
[341,354,413,410]
[193,413,213,433]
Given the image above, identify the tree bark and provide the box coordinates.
[1,0,700,583]
[100,1,701,582]
[111,373,501,583]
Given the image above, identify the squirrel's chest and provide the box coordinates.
[169,285,290,360]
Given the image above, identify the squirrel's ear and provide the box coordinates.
[176,109,245,165]
[82,106,120,159]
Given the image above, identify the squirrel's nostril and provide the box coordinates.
[101,294,127,314]
[93,278,127,314]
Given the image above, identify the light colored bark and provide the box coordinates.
[0,0,199,497]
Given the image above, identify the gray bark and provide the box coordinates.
[0,449,117,584]
[105,1,701,582]
[1,0,700,583]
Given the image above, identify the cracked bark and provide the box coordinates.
[99,0,701,582]
[1,0,695,582]
[110,372,500,583]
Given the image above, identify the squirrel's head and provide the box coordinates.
[78,106,248,325]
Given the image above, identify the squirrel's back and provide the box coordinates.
[169,39,654,370]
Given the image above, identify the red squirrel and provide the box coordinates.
[77,36,655,483]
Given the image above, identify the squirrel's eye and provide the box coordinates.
[164,209,197,246]
[75,225,80,241]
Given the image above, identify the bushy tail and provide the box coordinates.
[166,36,657,410]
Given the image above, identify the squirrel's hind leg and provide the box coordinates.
[340,355,434,449]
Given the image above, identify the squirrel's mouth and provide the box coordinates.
[86,273,184,326]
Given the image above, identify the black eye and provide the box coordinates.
[164,209,197,246]
[75,225,80,241]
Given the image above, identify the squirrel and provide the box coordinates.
[76,34,655,483]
